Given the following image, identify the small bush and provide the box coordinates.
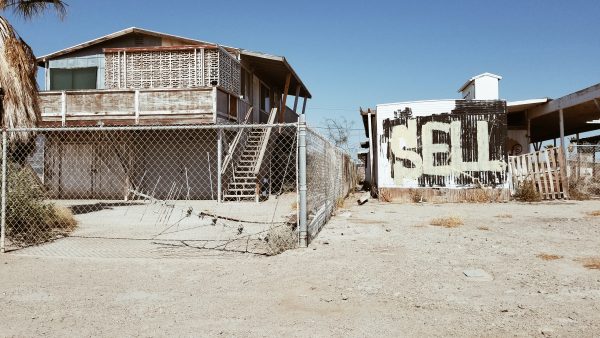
[335,197,345,208]
[379,189,392,202]
[5,163,77,246]
[477,226,490,231]
[408,189,423,203]
[568,177,591,200]
[514,179,541,202]
[430,216,463,228]
[587,210,600,217]
[536,253,563,261]
[465,188,505,203]
[580,257,600,270]
[265,223,297,255]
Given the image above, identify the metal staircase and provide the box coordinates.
[222,107,277,202]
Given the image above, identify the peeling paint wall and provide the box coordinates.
[376,100,507,188]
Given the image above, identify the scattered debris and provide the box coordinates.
[338,211,352,218]
[463,269,493,281]
[357,193,369,205]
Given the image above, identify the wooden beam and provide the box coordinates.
[594,98,600,112]
[280,73,291,123]
[529,83,600,120]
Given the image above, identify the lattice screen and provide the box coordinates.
[105,47,240,95]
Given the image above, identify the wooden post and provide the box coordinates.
[526,110,531,153]
[280,73,291,123]
[559,109,565,150]
[44,61,49,91]
[301,96,307,115]
[292,85,301,113]
[61,91,67,127]
[134,90,140,124]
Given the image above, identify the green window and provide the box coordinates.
[50,67,98,90]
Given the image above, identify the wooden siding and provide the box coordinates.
[39,88,215,126]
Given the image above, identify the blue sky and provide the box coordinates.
[4,0,600,152]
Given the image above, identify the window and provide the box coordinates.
[260,83,270,111]
[50,67,98,90]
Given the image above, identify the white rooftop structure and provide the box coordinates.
[458,72,502,100]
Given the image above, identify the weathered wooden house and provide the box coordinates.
[35,27,310,201]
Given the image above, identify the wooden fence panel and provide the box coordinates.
[508,147,568,200]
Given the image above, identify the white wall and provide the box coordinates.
[375,100,457,188]
[473,76,500,100]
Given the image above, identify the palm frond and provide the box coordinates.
[0,0,67,20]
[0,16,39,141]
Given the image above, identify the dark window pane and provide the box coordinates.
[50,67,97,90]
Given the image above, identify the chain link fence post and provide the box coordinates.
[298,115,308,247]
[217,128,222,203]
[1,129,7,253]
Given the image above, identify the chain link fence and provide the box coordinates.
[566,144,600,198]
[305,128,358,243]
[0,120,356,257]
[0,124,304,256]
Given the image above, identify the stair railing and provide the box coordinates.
[253,107,278,175]
[222,106,253,172]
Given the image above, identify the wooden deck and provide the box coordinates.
[39,88,217,126]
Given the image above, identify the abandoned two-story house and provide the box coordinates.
[35,27,311,202]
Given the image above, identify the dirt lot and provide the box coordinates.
[1,198,599,336]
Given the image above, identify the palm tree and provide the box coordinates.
[0,0,66,144]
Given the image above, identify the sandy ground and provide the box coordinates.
[1,197,600,336]
[9,194,297,256]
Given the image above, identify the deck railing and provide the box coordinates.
[103,45,240,96]
[38,88,215,126]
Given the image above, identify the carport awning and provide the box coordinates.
[526,83,600,142]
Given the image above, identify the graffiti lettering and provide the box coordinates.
[389,120,505,184]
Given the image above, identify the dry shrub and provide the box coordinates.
[49,205,77,230]
[537,253,563,261]
[265,223,297,255]
[379,189,392,202]
[477,226,490,231]
[6,163,77,245]
[430,216,463,228]
[464,188,505,203]
[587,210,600,217]
[290,201,298,210]
[495,214,513,219]
[336,197,345,208]
[408,189,423,203]
[514,179,541,202]
[580,257,600,270]
[568,177,591,201]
